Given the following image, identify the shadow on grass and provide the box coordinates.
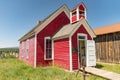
[95,64,103,69]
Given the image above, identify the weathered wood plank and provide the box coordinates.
[94,32,120,64]
[85,67,120,80]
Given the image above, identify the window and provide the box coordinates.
[22,42,24,57]
[78,36,85,40]
[44,37,52,60]
[72,11,76,16]
[26,39,29,59]
[79,11,85,15]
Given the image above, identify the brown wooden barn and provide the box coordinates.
[94,23,120,63]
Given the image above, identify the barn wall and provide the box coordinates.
[72,25,92,70]
[19,36,35,66]
[94,32,120,63]
[54,38,70,70]
[37,12,70,66]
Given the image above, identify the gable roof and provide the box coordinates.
[94,23,120,35]
[53,19,96,40]
[19,4,70,41]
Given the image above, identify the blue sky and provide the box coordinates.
[0,0,120,48]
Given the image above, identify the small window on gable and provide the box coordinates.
[79,11,84,15]
[79,4,86,19]
[22,42,24,57]
[78,36,85,40]
[44,37,52,60]
[72,11,76,16]
[26,39,29,59]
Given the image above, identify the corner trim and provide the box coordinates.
[34,34,37,68]
[69,37,72,71]
[52,39,54,66]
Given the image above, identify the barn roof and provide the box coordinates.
[52,19,96,40]
[94,23,120,35]
[19,4,70,41]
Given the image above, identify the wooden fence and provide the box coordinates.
[94,32,120,63]
[0,47,19,58]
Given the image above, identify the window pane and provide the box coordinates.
[46,39,51,48]
[72,11,76,16]
[78,36,85,39]
[26,49,29,59]
[45,38,52,59]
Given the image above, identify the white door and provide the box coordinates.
[86,40,96,67]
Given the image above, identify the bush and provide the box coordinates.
[0,52,18,59]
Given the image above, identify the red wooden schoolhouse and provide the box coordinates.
[19,3,96,71]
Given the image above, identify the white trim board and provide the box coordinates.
[44,37,53,60]
[53,19,96,41]
[34,34,37,68]
[69,37,72,71]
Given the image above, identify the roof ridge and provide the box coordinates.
[94,22,120,35]
[94,22,120,30]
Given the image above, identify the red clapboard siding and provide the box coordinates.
[27,36,35,66]
[19,40,26,62]
[72,53,78,70]
[79,4,85,11]
[72,25,92,70]
[36,12,70,66]
[54,38,70,70]
[19,36,35,67]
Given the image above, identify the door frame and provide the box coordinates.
[77,33,87,68]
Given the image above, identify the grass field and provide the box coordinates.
[96,62,120,74]
[0,58,107,80]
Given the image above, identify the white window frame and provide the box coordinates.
[26,39,29,59]
[22,42,24,57]
[44,37,52,60]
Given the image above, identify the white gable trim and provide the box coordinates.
[53,19,96,41]
[83,20,96,38]
[70,19,96,38]
[35,5,70,34]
